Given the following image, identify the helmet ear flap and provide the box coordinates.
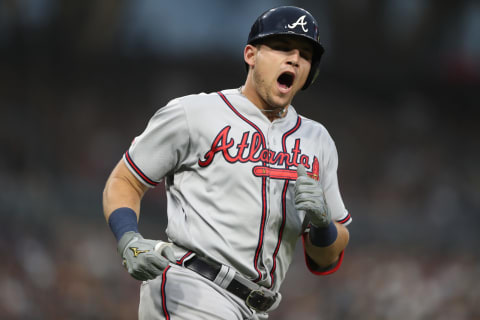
[246,6,324,90]
[302,48,323,90]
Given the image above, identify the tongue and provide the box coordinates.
[277,82,291,94]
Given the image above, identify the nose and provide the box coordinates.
[286,49,300,67]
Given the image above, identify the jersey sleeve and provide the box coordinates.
[319,130,352,226]
[123,98,190,187]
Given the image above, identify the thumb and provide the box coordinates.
[162,246,176,263]
[155,242,176,263]
[297,164,307,178]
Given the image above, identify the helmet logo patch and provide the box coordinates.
[287,15,308,32]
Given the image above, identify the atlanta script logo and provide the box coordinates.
[198,126,319,180]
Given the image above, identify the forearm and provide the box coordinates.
[102,160,148,221]
[304,222,349,269]
[103,161,174,280]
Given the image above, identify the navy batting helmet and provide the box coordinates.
[247,6,324,90]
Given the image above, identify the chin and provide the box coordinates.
[270,95,292,109]
[277,88,297,104]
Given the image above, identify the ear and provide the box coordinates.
[244,44,256,69]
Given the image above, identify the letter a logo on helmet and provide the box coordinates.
[287,15,308,32]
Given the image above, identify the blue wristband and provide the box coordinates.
[309,222,338,247]
[108,207,139,241]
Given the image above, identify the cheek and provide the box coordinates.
[257,52,280,79]
[255,61,276,85]
[298,64,311,86]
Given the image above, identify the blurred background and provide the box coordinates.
[1,0,479,319]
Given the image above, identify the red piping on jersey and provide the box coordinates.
[176,251,194,265]
[216,91,267,282]
[269,116,301,287]
[338,213,351,225]
[124,151,159,187]
[268,180,289,288]
[161,266,171,319]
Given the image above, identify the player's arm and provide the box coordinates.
[103,159,175,281]
[304,222,349,269]
[295,164,350,270]
[103,159,148,221]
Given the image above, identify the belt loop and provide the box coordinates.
[213,265,236,289]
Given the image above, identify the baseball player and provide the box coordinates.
[103,6,351,320]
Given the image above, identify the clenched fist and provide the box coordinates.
[295,164,331,228]
[118,231,176,281]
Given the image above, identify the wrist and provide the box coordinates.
[117,231,142,256]
[108,207,139,242]
[309,222,337,247]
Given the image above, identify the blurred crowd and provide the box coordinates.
[1,1,479,319]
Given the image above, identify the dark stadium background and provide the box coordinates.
[1,1,479,319]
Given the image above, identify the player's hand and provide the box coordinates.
[295,164,332,228]
[117,231,176,281]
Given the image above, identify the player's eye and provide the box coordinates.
[270,43,289,51]
[300,50,313,61]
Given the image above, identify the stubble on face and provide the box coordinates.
[252,59,295,112]
[253,68,278,110]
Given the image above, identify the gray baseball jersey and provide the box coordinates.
[124,88,352,292]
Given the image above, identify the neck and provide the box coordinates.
[240,85,288,122]
[259,105,288,121]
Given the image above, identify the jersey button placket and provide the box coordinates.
[265,124,272,215]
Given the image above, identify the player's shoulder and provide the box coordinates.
[297,114,338,155]
[155,89,239,121]
[297,114,331,137]
[173,89,238,108]
[165,92,209,108]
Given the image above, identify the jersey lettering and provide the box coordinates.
[198,126,319,180]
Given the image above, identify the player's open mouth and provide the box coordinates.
[277,72,295,92]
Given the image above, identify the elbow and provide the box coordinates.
[333,223,350,257]
[340,224,350,249]
[102,182,112,221]
[306,223,350,268]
